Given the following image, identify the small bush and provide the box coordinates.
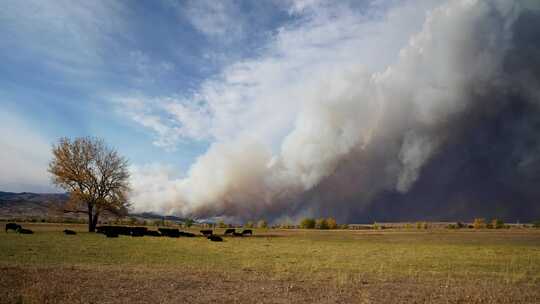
[257,219,268,229]
[340,224,349,229]
[533,220,540,228]
[184,218,194,228]
[373,222,385,230]
[244,221,254,228]
[300,218,316,229]
[473,218,486,229]
[416,222,428,229]
[218,221,227,228]
[491,219,504,229]
[316,218,329,229]
[326,217,337,229]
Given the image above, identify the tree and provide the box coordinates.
[473,218,486,229]
[300,218,316,229]
[491,218,504,229]
[326,217,337,229]
[316,218,329,229]
[49,137,130,232]
[184,218,194,228]
[257,219,268,229]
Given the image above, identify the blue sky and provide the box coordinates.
[0,0,439,196]
[0,0,301,192]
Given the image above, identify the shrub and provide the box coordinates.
[300,218,316,229]
[279,221,292,229]
[416,222,428,229]
[373,222,385,230]
[447,224,457,229]
[245,221,254,228]
[473,218,486,229]
[491,219,504,229]
[184,218,194,228]
[316,218,329,229]
[533,220,540,228]
[257,219,268,229]
[326,217,337,229]
[218,220,227,228]
[340,224,349,229]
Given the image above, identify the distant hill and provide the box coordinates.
[0,191,68,219]
[0,191,186,223]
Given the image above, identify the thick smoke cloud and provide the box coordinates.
[130,0,540,223]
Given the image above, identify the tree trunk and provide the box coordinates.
[88,203,95,232]
[91,212,100,232]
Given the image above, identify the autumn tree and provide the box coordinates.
[326,217,337,229]
[300,218,315,229]
[49,137,131,232]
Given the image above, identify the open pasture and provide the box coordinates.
[1,223,539,303]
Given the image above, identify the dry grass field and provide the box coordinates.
[1,223,539,303]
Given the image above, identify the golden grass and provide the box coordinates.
[1,224,539,283]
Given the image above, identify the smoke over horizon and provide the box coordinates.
[129,0,540,223]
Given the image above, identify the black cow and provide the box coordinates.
[232,231,243,237]
[241,229,253,236]
[63,229,77,235]
[95,226,108,234]
[158,228,180,238]
[5,223,21,232]
[117,226,132,236]
[144,230,162,237]
[130,227,147,237]
[200,229,213,236]
[97,226,133,236]
[208,235,223,242]
[224,228,235,235]
[17,227,33,234]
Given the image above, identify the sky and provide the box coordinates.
[1,0,539,222]
[0,0,299,192]
[0,0,420,194]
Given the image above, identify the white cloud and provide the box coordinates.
[183,0,244,41]
[0,112,56,193]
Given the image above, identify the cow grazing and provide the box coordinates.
[63,229,77,235]
[241,229,253,236]
[208,235,223,242]
[130,227,147,237]
[224,228,235,235]
[144,230,162,237]
[200,229,213,236]
[158,228,180,238]
[96,226,132,236]
[5,223,21,233]
[17,227,33,234]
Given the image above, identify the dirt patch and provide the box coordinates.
[1,266,538,304]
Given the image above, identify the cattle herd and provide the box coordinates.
[5,222,253,242]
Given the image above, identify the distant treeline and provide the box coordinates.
[1,216,539,229]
